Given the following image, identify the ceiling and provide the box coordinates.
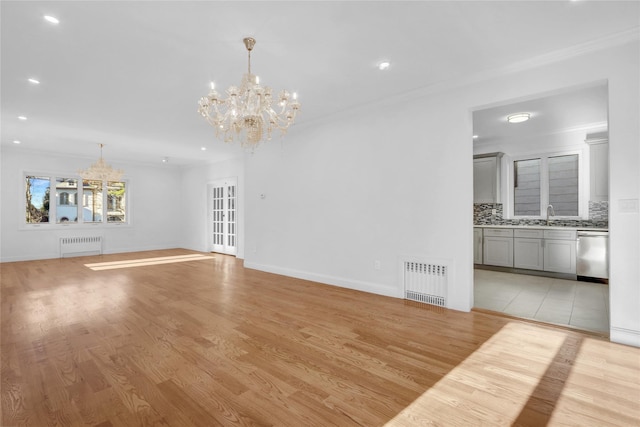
[473,82,609,146]
[2,1,638,166]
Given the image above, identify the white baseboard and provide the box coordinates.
[103,243,183,256]
[610,326,640,348]
[243,261,401,299]
[0,243,183,263]
[0,252,60,263]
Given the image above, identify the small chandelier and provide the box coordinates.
[197,37,300,150]
[78,143,124,181]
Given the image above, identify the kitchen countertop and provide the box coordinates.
[474,224,609,232]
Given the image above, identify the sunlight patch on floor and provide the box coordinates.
[85,254,214,270]
[385,322,569,426]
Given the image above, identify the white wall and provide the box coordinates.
[242,40,639,346]
[244,88,474,309]
[0,148,183,262]
[179,157,245,258]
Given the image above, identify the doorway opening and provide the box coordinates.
[471,82,610,335]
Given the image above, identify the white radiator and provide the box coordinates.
[60,236,103,258]
[403,260,448,307]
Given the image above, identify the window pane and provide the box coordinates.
[83,179,103,222]
[107,181,126,223]
[26,176,50,223]
[514,159,541,216]
[549,154,578,216]
[56,178,78,223]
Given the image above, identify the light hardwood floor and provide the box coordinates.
[2,249,639,426]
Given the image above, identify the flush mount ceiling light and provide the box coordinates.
[197,37,300,150]
[78,144,124,181]
[507,113,531,123]
[44,15,59,24]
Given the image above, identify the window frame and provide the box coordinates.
[506,149,587,220]
[20,170,130,230]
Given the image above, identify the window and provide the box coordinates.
[83,179,103,222]
[25,176,50,223]
[514,158,541,216]
[512,153,580,218]
[548,154,578,216]
[107,181,126,223]
[24,174,128,227]
[56,178,78,223]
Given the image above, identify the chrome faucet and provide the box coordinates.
[546,204,555,225]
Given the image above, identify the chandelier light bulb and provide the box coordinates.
[210,81,215,90]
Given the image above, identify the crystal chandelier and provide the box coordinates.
[78,144,124,181]
[197,37,300,150]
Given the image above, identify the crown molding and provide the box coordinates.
[474,121,608,147]
[495,27,640,77]
[419,27,640,104]
[302,27,639,130]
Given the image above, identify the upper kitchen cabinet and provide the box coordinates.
[586,132,609,202]
[473,153,503,203]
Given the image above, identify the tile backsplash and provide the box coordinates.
[474,202,608,228]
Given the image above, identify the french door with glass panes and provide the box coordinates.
[208,178,237,255]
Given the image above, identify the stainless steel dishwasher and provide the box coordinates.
[576,230,609,280]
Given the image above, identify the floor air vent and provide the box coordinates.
[60,236,103,258]
[403,260,448,308]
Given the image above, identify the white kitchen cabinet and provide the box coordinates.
[514,229,544,270]
[473,153,503,203]
[483,228,513,267]
[474,228,483,264]
[587,136,609,202]
[543,229,577,274]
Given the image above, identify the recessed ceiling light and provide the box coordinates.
[201,147,207,151]
[473,135,479,139]
[13,140,21,144]
[44,15,60,24]
[162,157,169,163]
[28,78,40,84]
[507,113,530,123]
[378,61,391,71]
[18,116,27,121]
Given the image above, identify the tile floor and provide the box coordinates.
[474,269,609,334]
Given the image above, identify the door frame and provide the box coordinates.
[207,177,238,256]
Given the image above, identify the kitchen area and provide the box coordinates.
[472,83,610,334]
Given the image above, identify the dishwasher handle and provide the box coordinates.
[577,231,608,238]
